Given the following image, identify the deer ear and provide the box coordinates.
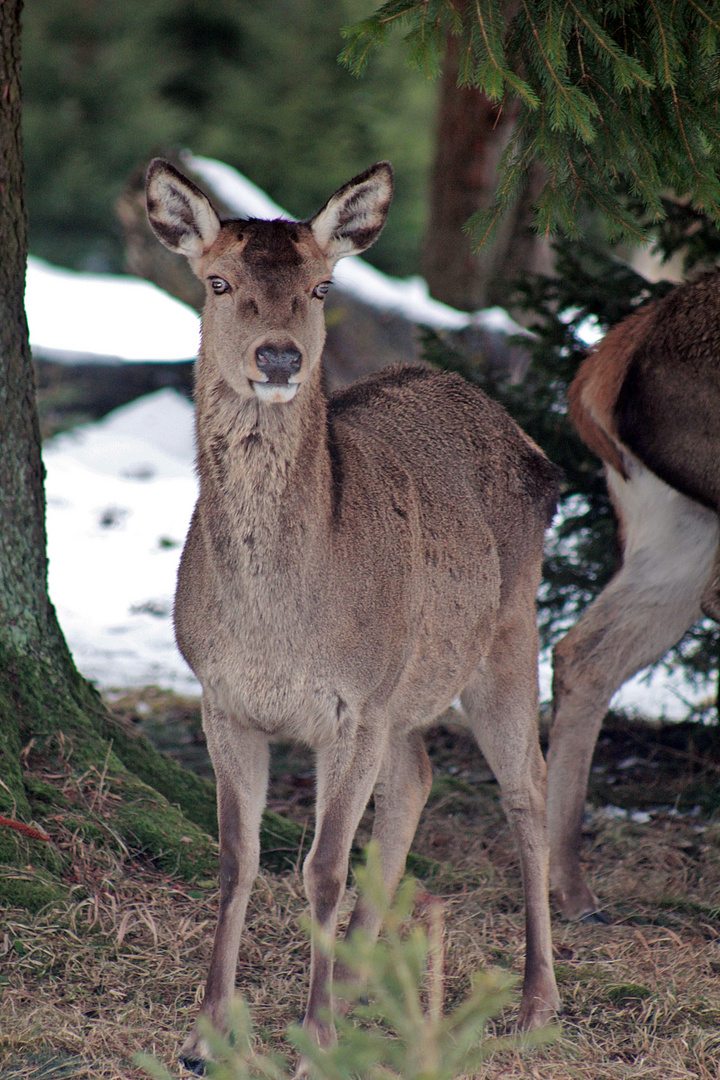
[146,159,221,259]
[309,162,393,264]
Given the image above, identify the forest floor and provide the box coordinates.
[2,690,720,1080]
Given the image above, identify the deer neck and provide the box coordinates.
[194,360,333,558]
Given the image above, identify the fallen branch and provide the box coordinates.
[0,815,51,842]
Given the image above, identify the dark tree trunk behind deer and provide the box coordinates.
[421,3,551,312]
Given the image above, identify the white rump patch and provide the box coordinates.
[608,457,719,590]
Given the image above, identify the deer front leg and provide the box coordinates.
[301,723,387,1054]
[180,706,270,1073]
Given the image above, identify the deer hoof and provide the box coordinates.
[578,907,610,925]
[179,1055,206,1076]
[517,986,562,1031]
[179,1032,210,1075]
[550,875,601,922]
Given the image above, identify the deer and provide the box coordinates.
[145,157,561,1072]
[547,270,720,922]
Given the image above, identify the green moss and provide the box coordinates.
[0,868,68,912]
[23,775,71,810]
[113,781,218,879]
[554,963,609,986]
[606,983,652,1004]
[259,808,312,872]
[656,895,720,921]
[0,1051,84,1079]
[405,850,444,880]
[426,775,500,817]
[0,641,223,891]
[0,826,26,866]
[0,678,31,819]
[99,715,219,838]
[0,820,66,875]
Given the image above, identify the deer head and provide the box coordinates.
[146,159,393,404]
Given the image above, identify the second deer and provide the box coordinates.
[548,271,720,921]
[146,158,561,1070]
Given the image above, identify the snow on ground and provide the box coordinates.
[26,257,201,363]
[43,388,713,718]
[44,389,200,694]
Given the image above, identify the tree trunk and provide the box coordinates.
[421,14,552,313]
[0,3,310,912]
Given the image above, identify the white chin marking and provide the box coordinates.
[252,382,299,404]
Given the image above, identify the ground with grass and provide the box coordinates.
[2,691,720,1079]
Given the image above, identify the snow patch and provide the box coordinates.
[27,257,201,363]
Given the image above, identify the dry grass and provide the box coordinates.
[3,696,720,1079]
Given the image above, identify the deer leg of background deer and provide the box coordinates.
[701,540,720,623]
[300,723,387,1053]
[332,729,433,997]
[548,543,707,921]
[180,703,270,1071]
[461,614,560,1030]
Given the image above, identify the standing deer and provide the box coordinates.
[145,158,561,1071]
[548,271,720,921]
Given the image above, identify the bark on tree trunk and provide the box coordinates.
[421,16,552,313]
[0,0,61,663]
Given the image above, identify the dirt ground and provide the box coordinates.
[2,689,720,1079]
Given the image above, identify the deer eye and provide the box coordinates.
[312,281,331,300]
[209,277,230,295]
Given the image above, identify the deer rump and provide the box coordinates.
[615,272,720,513]
[576,270,720,514]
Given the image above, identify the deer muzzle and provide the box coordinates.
[255,344,303,384]
[251,343,304,404]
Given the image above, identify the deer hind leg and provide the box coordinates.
[548,464,719,922]
[461,607,560,1030]
[301,721,388,1052]
[701,539,720,622]
[180,701,270,1072]
[332,729,433,996]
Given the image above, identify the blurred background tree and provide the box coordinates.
[21,0,436,277]
[343,0,720,307]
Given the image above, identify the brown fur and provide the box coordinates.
[616,271,720,512]
[568,300,659,481]
[548,272,720,922]
[146,159,561,1069]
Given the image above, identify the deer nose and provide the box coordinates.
[255,344,302,383]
